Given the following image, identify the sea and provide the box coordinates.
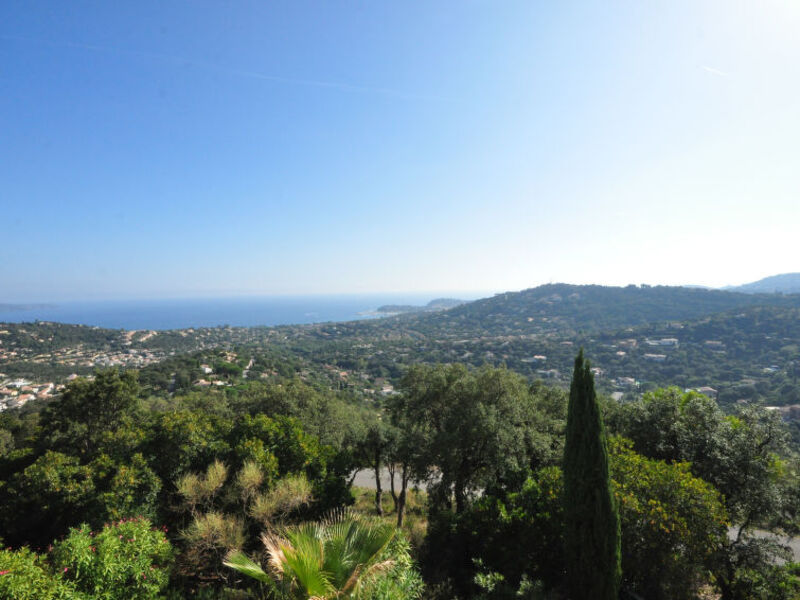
[0,293,478,331]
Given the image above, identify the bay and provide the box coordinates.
[0,293,473,331]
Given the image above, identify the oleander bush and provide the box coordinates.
[0,546,84,600]
[50,517,173,600]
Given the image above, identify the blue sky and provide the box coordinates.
[2,1,799,301]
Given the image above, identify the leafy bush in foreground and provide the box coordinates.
[0,546,84,600]
[50,518,173,600]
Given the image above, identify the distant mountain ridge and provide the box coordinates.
[397,283,800,338]
[725,273,800,295]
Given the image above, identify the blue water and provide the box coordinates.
[0,294,476,331]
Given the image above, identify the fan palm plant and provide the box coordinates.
[224,510,396,599]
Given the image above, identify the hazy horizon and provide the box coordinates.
[3,2,799,300]
[0,289,493,305]
[3,273,795,305]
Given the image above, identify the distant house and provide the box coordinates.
[646,338,679,347]
[615,377,637,387]
[537,369,560,379]
[522,355,547,363]
[765,405,800,420]
[643,353,667,362]
[695,386,718,399]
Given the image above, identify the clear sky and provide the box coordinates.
[2,1,799,301]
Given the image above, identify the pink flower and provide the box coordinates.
[63,567,69,573]
[0,570,11,576]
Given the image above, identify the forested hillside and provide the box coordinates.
[5,285,800,408]
[393,283,800,337]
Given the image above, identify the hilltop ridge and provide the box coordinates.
[391,283,800,339]
[725,273,800,294]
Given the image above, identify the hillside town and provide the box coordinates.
[0,374,62,411]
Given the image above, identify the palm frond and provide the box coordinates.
[229,506,400,599]
[261,532,289,577]
[223,551,273,584]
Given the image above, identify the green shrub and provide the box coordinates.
[364,532,425,600]
[50,517,173,600]
[0,547,84,600]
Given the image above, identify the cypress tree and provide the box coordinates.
[563,349,621,600]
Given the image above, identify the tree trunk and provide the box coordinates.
[719,585,733,600]
[346,470,358,487]
[454,482,467,514]
[387,462,399,513]
[454,469,469,514]
[396,464,409,528]
[373,456,383,516]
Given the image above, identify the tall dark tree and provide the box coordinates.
[563,350,621,600]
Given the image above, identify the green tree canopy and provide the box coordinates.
[40,369,140,457]
[395,363,544,514]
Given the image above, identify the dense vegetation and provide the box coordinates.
[2,358,800,598]
[5,284,800,597]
